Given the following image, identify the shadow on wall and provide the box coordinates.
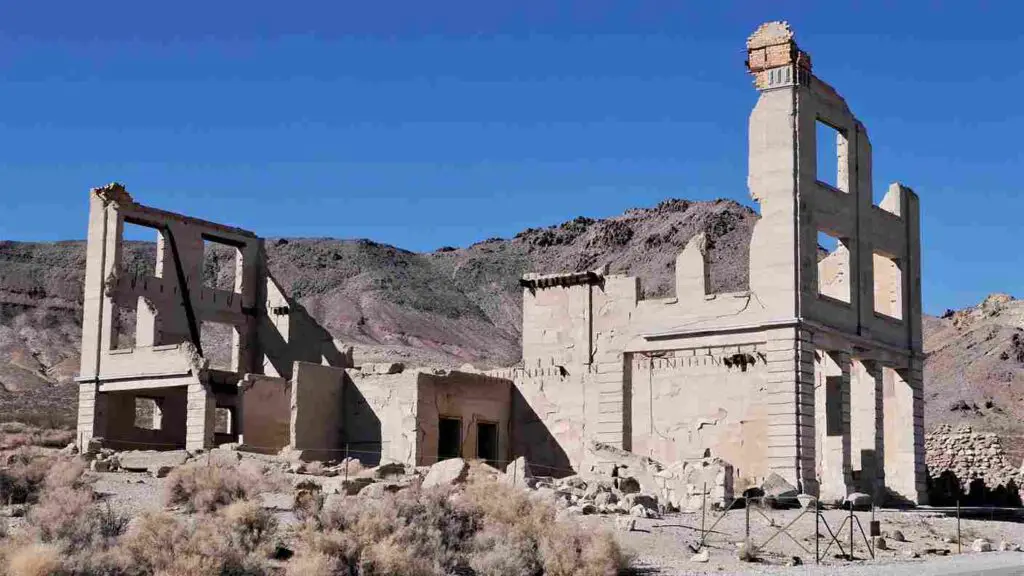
[511,386,572,478]
[341,374,383,466]
[259,272,353,379]
[927,469,1023,508]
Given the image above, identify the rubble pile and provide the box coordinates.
[925,424,1024,489]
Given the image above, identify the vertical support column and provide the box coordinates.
[76,383,103,447]
[850,359,884,499]
[764,327,817,495]
[592,353,628,449]
[883,361,927,504]
[815,350,852,503]
[186,382,215,450]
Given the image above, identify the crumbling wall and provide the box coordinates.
[342,369,419,466]
[629,345,769,488]
[416,370,511,466]
[289,361,346,461]
[926,424,1024,504]
[238,374,290,454]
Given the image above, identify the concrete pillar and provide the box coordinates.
[76,382,102,447]
[764,327,817,495]
[850,359,884,499]
[592,354,628,450]
[883,361,927,504]
[815,350,852,503]
[185,382,215,450]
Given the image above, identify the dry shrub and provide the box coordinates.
[0,450,83,505]
[0,424,74,451]
[117,503,277,576]
[285,552,340,576]
[299,479,629,576]
[164,461,264,512]
[4,543,61,576]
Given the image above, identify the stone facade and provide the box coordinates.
[75,23,927,505]
[505,22,927,505]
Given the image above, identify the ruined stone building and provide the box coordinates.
[75,22,926,505]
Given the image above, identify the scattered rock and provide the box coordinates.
[371,462,406,480]
[422,458,469,488]
[972,538,993,553]
[206,447,242,467]
[118,450,188,474]
[891,529,906,543]
[151,465,173,478]
[689,548,709,563]
[903,550,920,558]
[259,492,294,511]
[623,493,658,511]
[90,459,111,473]
[504,456,533,487]
[339,478,375,495]
[615,476,640,494]
[843,492,872,510]
[629,504,648,518]
[761,472,798,508]
[578,503,596,515]
[872,536,887,550]
[786,556,802,566]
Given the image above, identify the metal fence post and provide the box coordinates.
[745,499,750,542]
[344,443,349,482]
[815,501,820,564]
[701,482,707,543]
[956,500,961,554]
[848,505,854,559]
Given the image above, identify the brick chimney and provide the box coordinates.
[745,21,812,90]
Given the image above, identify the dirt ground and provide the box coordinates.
[77,470,1024,575]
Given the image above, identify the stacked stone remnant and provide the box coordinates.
[925,424,1024,490]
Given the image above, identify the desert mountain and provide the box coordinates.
[1,198,1021,466]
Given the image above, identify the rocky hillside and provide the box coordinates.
[0,198,755,424]
[3,197,1023,468]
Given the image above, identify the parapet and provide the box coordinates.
[746,21,812,90]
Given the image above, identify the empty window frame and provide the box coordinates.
[200,321,239,371]
[873,252,903,320]
[202,236,241,292]
[134,397,162,430]
[215,407,233,435]
[438,417,462,461]
[816,120,849,192]
[476,422,498,468]
[817,231,851,303]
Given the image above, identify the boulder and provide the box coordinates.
[594,492,618,507]
[371,462,406,480]
[578,503,597,515]
[614,476,640,494]
[557,475,587,490]
[90,459,111,473]
[623,493,658,511]
[843,492,872,510]
[891,530,906,543]
[151,465,174,478]
[339,478,375,495]
[629,504,648,518]
[872,536,887,551]
[422,458,469,488]
[118,450,189,474]
[972,538,993,552]
[761,473,798,508]
[690,548,709,563]
[504,456,533,487]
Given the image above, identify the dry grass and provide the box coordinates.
[298,478,629,576]
[0,450,84,505]
[0,423,74,451]
[3,543,61,576]
[164,460,285,513]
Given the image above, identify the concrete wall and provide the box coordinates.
[342,370,420,466]
[629,345,769,489]
[239,374,290,454]
[290,362,346,461]
[416,370,511,467]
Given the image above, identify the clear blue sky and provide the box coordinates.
[1,1,1021,315]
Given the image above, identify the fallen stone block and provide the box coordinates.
[151,465,174,478]
[504,456,533,487]
[872,536,887,550]
[843,492,872,510]
[90,459,111,473]
[623,493,658,511]
[690,548,709,563]
[761,472,798,508]
[423,458,469,488]
[206,448,242,467]
[118,450,189,473]
[972,538,993,552]
[371,461,406,479]
[891,529,906,543]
